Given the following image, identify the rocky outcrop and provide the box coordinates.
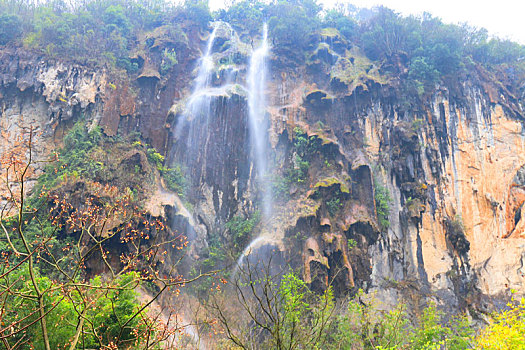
[266,54,525,311]
[2,22,525,317]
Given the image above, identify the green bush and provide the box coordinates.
[335,291,411,349]
[475,295,525,349]
[199,211,260,277]
[409,303,474,349]
[225,211,261,255]
[145,145,187,196]
[333,292,474,350]
[160,47,178,74]
[33,121,102,197]
[162,164,186,196]
[272,174,290,199]
[0,14,22,45]
[223,0,266,35]
[0,268,146,349]
[374,180,392,230]
[323,9,356,39]
[268,0,320,49]
[146,147,165,168]
[182,0,211,29]
[326,197,342,216]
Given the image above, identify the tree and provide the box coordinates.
[0,14,22,45]
[360,7,416,62]
[475,295,525,349]
[0,127,200,349]
[182,0,211,30]
[323,9,356,40]
[267,0,320,49]
[224,0,266,36]
[209,256,336,349]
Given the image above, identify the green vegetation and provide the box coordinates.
[272,128,322,198]
[191,211,260,298]
[476,294,525,349]
[162,164,186,195]
[293,127,321,158]
[0,13,22,45]
[215,270,336,348]
[160,47,178,74]
[34,121,102,194]
[335,294,475,349]
[225,210,261,256]
[326,197,342,216]
[0,125,190,348]
[1,269,148,348]
[0,0,209,70]
[145,144,187,196]
[216,270,525,350]
[0,0,522,96]
[268,0,320,52]
[323,9,356,39]
[1,1,525,348]
[374,179,392,230]
[201,211,260,271]
[220,0,266,36]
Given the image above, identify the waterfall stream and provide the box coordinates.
[234,24,275,275]
[170,26,219,350]
[174,26,217,139]
[171,21,275,292]
[247,23,272,218]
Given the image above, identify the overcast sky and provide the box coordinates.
[207,0,525,44]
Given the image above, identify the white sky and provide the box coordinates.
[208,0,525,44]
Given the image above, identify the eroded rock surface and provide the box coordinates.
[1,24,525,316]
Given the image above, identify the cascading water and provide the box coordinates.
[170,26,219,350]
[247,23,272,218]
[234,24,274,275]
[174,26,217,139]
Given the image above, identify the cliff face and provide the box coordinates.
[264,66,525,310]
[1,25,524,314]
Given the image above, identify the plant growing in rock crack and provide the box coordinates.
[160,48,178,74]
[347,238,357,251]
[374,178,392,230]
[327,197,342,216]
[225,211,261,257]
[272,127,325,197]
[143,143,187,197]
[191,211,261,298]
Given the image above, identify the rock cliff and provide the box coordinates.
[1,22,524,317]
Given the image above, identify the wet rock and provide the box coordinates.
[304,88,334,109]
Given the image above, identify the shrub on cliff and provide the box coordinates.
[182,0,212,29]
[322,8,357,40]
[222,0,266,36]
[374,180,392,230]
[268,0,320,50]
[0,13,22,45]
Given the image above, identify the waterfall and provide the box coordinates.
[247,23,272,218]
[174,26,217,138]
[232,24,273,277]
[169,26,219,350]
